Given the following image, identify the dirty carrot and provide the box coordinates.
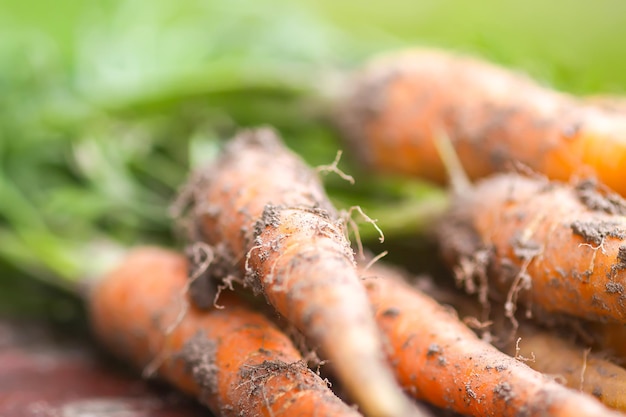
[362,263,620,417]
[182,128,422,417]
[336,48,626,196]
[437,172,626,324]
[89,247,363,417]
[506,326,626,412]
[420,279,626,412]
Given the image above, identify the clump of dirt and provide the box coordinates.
[617,245,626,266]
[237,360,312,407]
[575,179,626,215]
[253,204,281,238]
[570,220,626,246]
[605,282,624,295]
[179,332,219,396]
[493,382,515,403]
[511,234,542,261]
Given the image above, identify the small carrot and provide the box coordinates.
[89,247,363,417]
[182,128,422,417]
[336,48,626,196]
[437,172,626,324]
[362,263,620,417]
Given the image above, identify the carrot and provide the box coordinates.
[589,322,626,366]
[182,128,422,417]
[508,326,626,412]
[436,172,626,324]
[362,263,620,417]
[419,278,626,412]
[89,247,363,417]
[336,48,626,196]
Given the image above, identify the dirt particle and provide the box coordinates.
[426,343,442,357]
[591,294,610,311]
[493,382,515,403]
[606,282,624,294]
[619,246,626,264]
[610,245,626,276]
[570,220,626,245]
[381,307,401,318]
[576,179,626,215]
[179,332,219,395]
[495,364,508,372]
[465,383,477,401]
[511,234,542,260]
[253,204,282,238]
[238,360,309,402]
[592,385,603,399]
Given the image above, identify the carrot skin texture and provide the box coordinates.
[89,247,362,417]
[337,49,626,196]
[438,173,626,323]
[189,128,421,417]
[363,266,619,417]
[590,322,626,366]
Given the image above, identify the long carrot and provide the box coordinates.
[89,247,363,417]
[507,326,626,412]
[362,263,620,417]
[336,48,626,196]
[182,128,421,417]
[437,172,626,324]
[419,277,626,412]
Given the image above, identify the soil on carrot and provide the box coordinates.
[238,359,310,392]
[179,331,219,396]
[575,180,626,215]
[570,220,626,246]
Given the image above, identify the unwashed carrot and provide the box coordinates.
[182,128,421,417]
[437,172,626,324]
[362,263,620,417]
[508,326,626,412]
[89,247,363,417]
[337,48,626,196]
[419,278,626,412]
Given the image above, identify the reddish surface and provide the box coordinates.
[0,320,210,417]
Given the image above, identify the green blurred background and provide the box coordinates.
[2,0,626,322]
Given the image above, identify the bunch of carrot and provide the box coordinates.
[87,49,626,417]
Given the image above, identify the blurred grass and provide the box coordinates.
[1,0,626,318]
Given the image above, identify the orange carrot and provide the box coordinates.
[183,128,421,417]
[337,48,626,196]
[437,172,626,324]
[419,279,626,412]
[589,322,626,366]
[508,327,626,412]
[89,247,363,417]
[362,263,620,417]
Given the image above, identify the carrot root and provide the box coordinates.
[437,173,626,324]
[89,247,362,417]
[184,128,424,417]
[337,48,626,196]
[362,263,619,417]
